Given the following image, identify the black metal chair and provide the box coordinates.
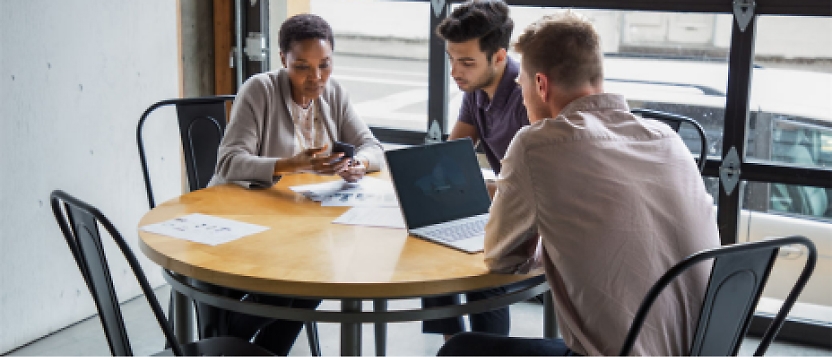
[631,108,708,173]
[50,190,273,356]
[137,96,234,208]
[620,235,817,356]
[136,96,322,355]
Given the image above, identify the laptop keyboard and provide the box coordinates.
[417,215,488,242]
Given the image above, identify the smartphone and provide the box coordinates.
[332,141,355,163]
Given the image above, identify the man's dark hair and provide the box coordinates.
[436,0,513,61]
[278,14,335,53]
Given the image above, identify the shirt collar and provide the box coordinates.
[474,56,520,111]
[559,93,631,118]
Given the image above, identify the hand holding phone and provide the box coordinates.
[332,141,355,164]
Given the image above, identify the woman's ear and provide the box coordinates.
[280,52,287,68]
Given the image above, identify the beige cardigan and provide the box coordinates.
[209,69,384,188]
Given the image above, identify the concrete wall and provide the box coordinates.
[181,0,216,97]
[0,0,182,352]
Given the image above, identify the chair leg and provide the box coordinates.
[374,299,387,356]
[543,293,558,339]
[306,321,322,356]
[172,290,195,344]
[164,290,175,349]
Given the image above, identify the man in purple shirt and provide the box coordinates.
[422,0,530,342]
[446,2,529,175]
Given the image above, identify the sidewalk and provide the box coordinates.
[334,35,430,61]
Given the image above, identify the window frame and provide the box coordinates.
[369,0,832,348]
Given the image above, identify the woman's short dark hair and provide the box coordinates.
[278,14,334,53]
[436,0,513,61]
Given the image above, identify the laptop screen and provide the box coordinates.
[386,138,491,229]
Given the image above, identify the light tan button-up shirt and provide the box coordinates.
[485,93,720,355]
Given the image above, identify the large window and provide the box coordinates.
[275,0,832,347]
[312,0,432,131]
[742,15,832,326]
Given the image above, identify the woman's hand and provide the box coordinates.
[276,145,350,175]
[338,159,367,183]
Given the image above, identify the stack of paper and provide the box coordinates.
[289,176,399,207]
[290,177,405,228]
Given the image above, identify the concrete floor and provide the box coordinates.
[7,285,831,356]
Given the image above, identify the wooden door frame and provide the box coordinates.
[214,0,235,95]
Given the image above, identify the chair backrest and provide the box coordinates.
[137,95,235,208]
[619,236,817,356]
[50,190,184,356]
[631,108,708,173]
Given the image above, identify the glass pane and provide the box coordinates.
[742,182,832,324]
[742,15,832,325]
[310,0,431,131]
[747,16,832,168]
[505,8,730,158]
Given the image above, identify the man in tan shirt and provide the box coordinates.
[438,11,720,356]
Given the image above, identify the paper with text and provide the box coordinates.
[290,176,398,207]
[140,213,268,246]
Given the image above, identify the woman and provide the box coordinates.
[209,14,383,188]
[207,14,383,355]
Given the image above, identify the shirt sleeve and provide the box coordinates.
[484,130,541,274]
[330,83,384,172]
[213,76,281,187]
[457,92,476,125]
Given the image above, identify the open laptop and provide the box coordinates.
[385,138,491,253]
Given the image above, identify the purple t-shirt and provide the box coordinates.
[458,56,529,174]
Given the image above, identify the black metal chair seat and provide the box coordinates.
[620,236,817,356]
[136,96,323,355]
[51,190,274,356]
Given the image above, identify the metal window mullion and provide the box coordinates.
[426,0,450,143]
[244,0,265,78]
[504,0,731,13]
[716,14,757,246]
[741,163,832,188]
[501,0,830,15]
[234,0,244,91]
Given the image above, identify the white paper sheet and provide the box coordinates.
[289,180,359,201]
[332,207,406,229]
[140,213,269,246]
[320,190,399,207]
[290,176,398,207]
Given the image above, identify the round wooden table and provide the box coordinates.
[138,173,550,355]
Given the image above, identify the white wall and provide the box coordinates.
[0,0,182,352]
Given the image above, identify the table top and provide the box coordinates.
[138,172,536,299]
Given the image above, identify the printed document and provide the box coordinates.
[140,213,269,246]
[290,176,398,207]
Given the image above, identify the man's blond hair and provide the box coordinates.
[514,11,604,91]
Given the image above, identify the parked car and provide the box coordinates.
[605,56,831,318]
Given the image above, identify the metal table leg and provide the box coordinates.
[374,299,387,356]
[543,292,558,339]
[341,299,362,356]
[172,290,194,344]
